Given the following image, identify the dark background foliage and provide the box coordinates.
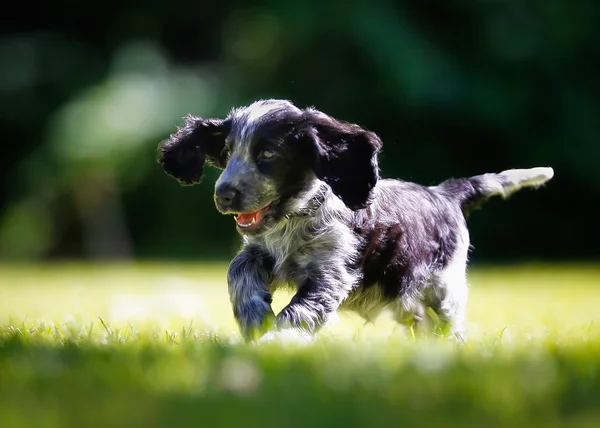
[1,0,598,262]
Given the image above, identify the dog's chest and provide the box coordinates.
[247,222,322,283]
[262,223,316,282]
[247,216,358,287]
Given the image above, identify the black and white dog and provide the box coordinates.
[157,99,553,342]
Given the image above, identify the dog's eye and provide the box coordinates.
[261,149,276,159]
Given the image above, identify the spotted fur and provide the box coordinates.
[157,99,554,342]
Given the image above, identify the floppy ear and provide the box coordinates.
[303,109,382,210]
[156,115,229,185]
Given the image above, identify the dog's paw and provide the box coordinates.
[234,295,276,343]
[257,328,314,345]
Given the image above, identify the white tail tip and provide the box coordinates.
[498,167,554,196]
[529,167,554,182]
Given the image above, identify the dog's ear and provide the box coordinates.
[157,115,230,185]
[302,108,382,210]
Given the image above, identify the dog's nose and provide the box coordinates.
[215,184,239,208]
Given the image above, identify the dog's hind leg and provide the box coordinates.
[393,229,470,341]
[426,228,470,342]
[392,289,467,341]
[426,278,468,342]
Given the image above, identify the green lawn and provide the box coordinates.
[0,263,599,428]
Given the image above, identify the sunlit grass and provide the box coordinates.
[0,262,599,427]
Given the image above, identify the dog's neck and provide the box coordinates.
[284,181,329,220]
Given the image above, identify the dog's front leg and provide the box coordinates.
[274,270,348,338]
[227,246,275,342]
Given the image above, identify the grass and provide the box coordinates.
[0,262,599,428]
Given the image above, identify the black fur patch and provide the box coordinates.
[303,111,382,210]
[157,116,230,185]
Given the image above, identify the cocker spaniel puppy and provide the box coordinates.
[157,99,553,342]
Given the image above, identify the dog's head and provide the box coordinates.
[157,99,382,234]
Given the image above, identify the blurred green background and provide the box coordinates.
[1,0,598,263]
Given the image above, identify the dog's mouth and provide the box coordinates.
[234,200,279,230]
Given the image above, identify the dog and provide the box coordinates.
[157,99,553,342]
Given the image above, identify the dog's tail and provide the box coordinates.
[440,167,554,216]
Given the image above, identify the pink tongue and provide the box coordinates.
[237,211,261,224]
